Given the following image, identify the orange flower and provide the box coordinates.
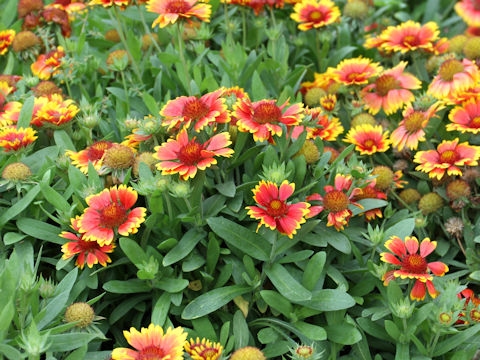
[381,236,448,301]
[0,30,15,56]
[447,98,480,134]
[246,180,310,238]
[306,174,363,231]
[35,94,79,127]
[154,128,234,180]
[291,107,343,141]
[147,0,211,28]
[185,338,223,360]
[344,124,390,155]
[0,101,22,127]
[361,62,421,115]
[78,185,146,246]
[112,324,187,360]
[31,46,65,80]
[380,21,440,54]
[455,0,480,27]
[61,216,114,269]
[161,89,229,132]
[234,99,304,142]
[0,127,37,152]
[66,140,115,174]
[221,86,249,125]
[290,0,340,31]
[414,138,480,180]
[334,57,382,85]
[300,67,338,94]
[353,179,387,221]
[390,102,443,150]
[427,59,479,100]
[89,0,130,7]
[320,94,336,112]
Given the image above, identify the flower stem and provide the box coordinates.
[241,7,247,48]
[137,4,163,54]
[120,70,130,114]
[176,22,192,95]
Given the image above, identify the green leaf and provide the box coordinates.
[433,323,480,356]
[384,218,415,241]
[265,263,312,302]
[315,227,351,254]
[17,96,34,129]
[49,333,98,352]
[3,232,27,245]
[0,185,40,228]
[54,130,76,152]
[0,299,14,342]
[103,280,151,294]
[207,217,270,261]
[0,344,22,360]
[40,181,71,214]
[302,251,326,291]
[299,289,356,311]
[351,199,388,216]
[119,237,148,267]
[182,285,251,320]
[260,290,293,317]
[65,345,88,360]
[155,278,189,292]
[294,321,326,341]
[143,92,159,114]
[384,320,401,340]
[326,323,362,345]
[217,180,236,197]
[251,71,268,100]
[152,293,171,326]
[233,310,249,348]
[0,0,18,27]
[163,228,205,266]
[17,218,63,244]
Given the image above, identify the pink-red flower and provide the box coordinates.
[291,107,343,141]
[0,127,37,152]
[34,94,79,127]
[185,338,223,360]
[428,59,479,100]
[447,98,480,134]
[344,124,390,155]
[147,0,211,28]
[455,0,480,27]
[334,57,382,85]
[31,46,65,80]
[290,0,340,31]
[154,128,234,180]
[246,180,310,238]
[353,179,387,221]
[381,236,449,301]
[66,140,115,174]
[0,30,15,56]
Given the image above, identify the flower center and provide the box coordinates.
[439,59,464,82]
[346,72,361,81]
[78,239,102,251]
[138,346,166,360]
[322,190,349,212]
[267,199,287,217]
[199,348,220,358]
[401,254,428,274]
[309,10,324,21]
[182,98,209,121]
[363,139,375,149]
[165,0,190,13]
[296,346,314,357]
[404,111,426,132]
[403,34,419,46]
[470,116,480,128]
[178,141,203,165]
[99,203,127,229]
[439,149,458,163]
[375,74,400,96]
[471,309,480,322]
[252,103,282,124]
[355,186,377,200]
[87,141,113,161]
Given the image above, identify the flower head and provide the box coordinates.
[447,98,480,134]
[334,57,382,85]
[353,179,387,221]
[147,0,211,28]
[66,140,115,174]
[344,124,390,155]
[2,162,32,181]
[0,126,37,152]
[89,0,130,7]
[64,302,95,328]
[381,236,449,301]
[0,30,15,56]
[35,94,79,127]
[379,21,440,54]
[31,46,65,80]
[291,107,343,141]
[78,185,146,246]
[246,180,310,238]
[290,0,340,31]
[185,338,223,360]
[0,101,22,127]
[414,138,480,180]
[455,0,480,27]
[428,59,479,100]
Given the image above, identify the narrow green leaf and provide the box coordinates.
[17,218,63,244]
[326,323,362,345]
[299,289,355,311]
[260,290,293,317]
[433,324,480,356]
[0,185,40,228]
[163,228,205,266]
[152,293,171,326]
[302,251,326,290]
[17,96,34,129]
[233,310,249,348]
[103,280,151,294]
[265,263,312,302]
[48,333,97,352]
[119,237,148,267]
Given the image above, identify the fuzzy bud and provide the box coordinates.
[64,302,95,328]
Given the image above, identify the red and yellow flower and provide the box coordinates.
[60,216,114,269]
[291,107,343,141]
[320,94,337,112]
[0,30,15,56]
[66,140,115,174]
[246,180,310,238]
[361,62,421,115]
[147,0,211,28]
[185,338,223,360]
[154,128,234,180]
[428,59,479,100]
[234,99,304,142]
[353,179,387,221]
[306,174,363,231]
[0,126,37,152]
[161,89,229,132]
[0,101,22,127]
[381,236,449,301]
[378,21,440,54]
[344,124,390,155]
[447,98,480,134]
[112,324,187,360]
[455,0,480,27]
[31,46,65,80]
[334,57,382,86]
[300,68,338,94]
[390,102,443,151]
[290,0,340,31]
[89,0,130,7]
[77,185,146,246]
[35,94,79,127]
[414,138,480,180]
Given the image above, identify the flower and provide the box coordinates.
[31,46,65,80]
[61,217,114,269]
[230,347,266,360]
[320,94,336,112]
[334,57,382,85]
[185,338,223,360]
[0,126,37,152]
[154,128,234,180]
[427,59,479,100]
[0,30,15,56]
[390,102,443,150]
[455,0,480,27]
[353,179,387,221]
[0,101,22,127]
[361,62,421,115]
[66,141,115,174]
[64,303,95,328]
[2,162,32,181]
[413,138,480,180]
[161,89,228,132]
[447,98,480,134]
[77,185,146,246]
[290,0,340,31]
[306,174,363,231]
[379,21,440,54]
[147,0,211,28]
[246,180,310,238]
[111,324,187,360]
[344,124,390,155]
[291,107,343,141]
[234,99,303,142]
[381,236,449,301]
[34,94,79,127]
[89,0,130,7]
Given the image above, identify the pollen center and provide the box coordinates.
[178,141,203,165]
[267,199,287,217]
[355,186,377,200]
[138,346,166,360]
[165,0,190,13]
[99,203,127,229]
[471,116,480,128]
[375,74,400,96]
[404,111,426,132]
[309,10,324,21]
[363,139,375,148]
[87,141,113,161]
[199,349,220,358]
[182,98,209,121]
[439,149,458,163]
[323,190,349,212]
[401,254,428,274]
[78,239,101,251]
[346,72,361,81]
[253,103,282,124]
[403,34,419,46]
[439,59,464,82]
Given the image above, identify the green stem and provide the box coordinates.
[268,5,277,28]
[223,2,232,42]
[428,332,441,356]
[137,4,163,54]
[120,70,130,114]
[391,190,414,213]
[176,22,192,95]
[241,7,247,48]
